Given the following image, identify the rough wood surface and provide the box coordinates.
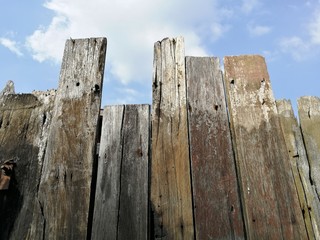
[34,38,106,239]
[92,105,150,240]
[0,82,55,240]
[224,55,307,239]
[186,57,245,239]
[298,96,320,237]
[151,37,194,239]
[277,99,320,239]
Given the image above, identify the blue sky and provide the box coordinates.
[0,0,319,114]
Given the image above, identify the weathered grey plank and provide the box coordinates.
[34,38,106,239]
[186,57,245,239]
[0,82,55,240]
[118,104,150,240]
[298,96,320,238]
[277,99,320,239]
[92,105,150,240]
[92,105,124,240]
[151,37,194,239]
[224,55,307,239]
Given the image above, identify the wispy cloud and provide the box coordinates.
[0,38,23,56]
[247,23,272,36]
[241,0,260,14]
[279,6,320,61]
[25,0,229,85]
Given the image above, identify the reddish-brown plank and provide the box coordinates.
[224,55,307,239]
[186,56,245,239]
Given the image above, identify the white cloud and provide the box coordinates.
[309,9,320,44]
[247,23,271,36]
[26,0,228,85]
[279,37,311,61]
[0,38,23,56]
[241,0,260,14]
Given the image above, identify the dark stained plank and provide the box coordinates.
[151,37,194,239]
[186,56,245,239]
[35,38,107,239]
[92,105,150,240]
[224,55,308,239]
[92,105,124,240]
[277,99,320,239]
[0,82,56,239]
[117,104,150,240]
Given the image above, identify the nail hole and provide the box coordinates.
[214,105,219,111]
[76,82,80,87]
[230,79,235,84]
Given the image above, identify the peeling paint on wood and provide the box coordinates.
[151,37,194,239]
[186,56,245,239]
[277,99,320,239]
[224,55,308,239]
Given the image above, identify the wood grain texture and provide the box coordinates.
[151,37,194,239]
[92,105,150,240]
[186,57,245,239]
[298,96,320,238]
[277,99,320,239]
[0,87,55,240]
[224,55,307,239]
[35,38,106,239]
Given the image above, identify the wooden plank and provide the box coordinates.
[118,104,150,240]
[35,38,107,239]
[277,99,320,239]
[151,37,194,239]
[298,96,320,236]
[0,83,55,239]
[224,55,308,239]
[92,105,124,240]
[186,56,245,239]
[92,105,150,240]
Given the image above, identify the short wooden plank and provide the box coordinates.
[277,99,320,239]
[117,104,150,240]
[298,96,320,236]
[151,37,194,239]
[92,105,124,240]
[224,55,307,239]
[186,57,245,239]
[35,38,107,239]
[0,88,55,240]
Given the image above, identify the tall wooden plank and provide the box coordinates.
[35,38,106,239]
[92,105,124,240]
[298,96,320,235]
[224,55,307,239]
[0,85,55,240]
[92,105,150,240]
[277,99,320,239]
[151,37,194,239]
[118,104,150,240]
[186,57,245,239]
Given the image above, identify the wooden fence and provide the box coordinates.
[0,37,319,239]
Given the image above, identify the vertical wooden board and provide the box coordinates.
[0,90,55,240]
[277,99,320,239]
[92,105,124,240]
[118,104,150,240]
[298,96,320,231]
[36,38,107,239]
[151,37,194,239]
[224,55,307,239]
[186,57,245,239]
